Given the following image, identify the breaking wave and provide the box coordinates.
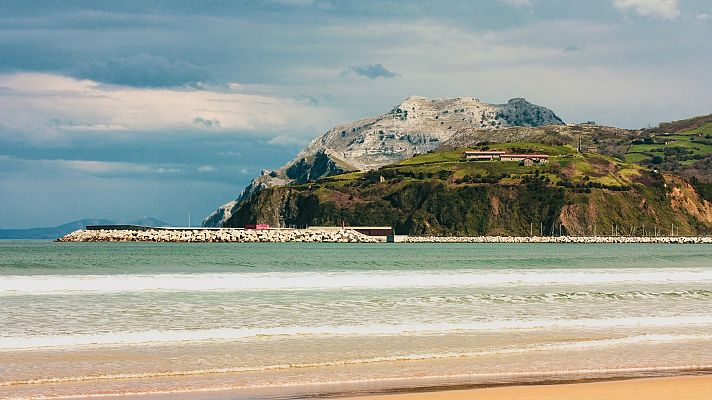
[2,268,712,295]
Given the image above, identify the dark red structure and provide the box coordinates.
[245,224,270,230]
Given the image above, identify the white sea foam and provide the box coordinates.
[396,290,712,305]
[2,315,712,350]
[2,268,712,295]
[2,333,710,387]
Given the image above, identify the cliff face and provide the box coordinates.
[204,95,564,226]
[224,176,712,236]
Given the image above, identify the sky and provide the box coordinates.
[1,0,711,228]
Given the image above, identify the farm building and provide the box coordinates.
[500,154,549,165]
[463,150,549,165]
[463,150,506,160]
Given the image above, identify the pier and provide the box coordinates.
[58,226,712,244]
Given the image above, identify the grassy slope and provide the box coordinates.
[625,123,712,167]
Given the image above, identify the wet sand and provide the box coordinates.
[348,375,712,400]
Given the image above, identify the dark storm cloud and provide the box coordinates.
[75,54,211,88]
[343,64,398,79]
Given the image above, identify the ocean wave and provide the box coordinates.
[2,316,712,350]
[3,333,711,387]
[2,268,712,295]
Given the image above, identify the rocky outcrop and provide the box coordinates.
[667,175,712,223]
[57,228,382,243]
[204,96,564,227]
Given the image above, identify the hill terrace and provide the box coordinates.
[463,150,549,165]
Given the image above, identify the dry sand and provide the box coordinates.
[348,375,712,400]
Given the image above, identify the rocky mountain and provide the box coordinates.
[204,96,564,226]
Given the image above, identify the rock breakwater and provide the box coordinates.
[57,228,382,243]
[57,230,712,244]
[403,236,712,244]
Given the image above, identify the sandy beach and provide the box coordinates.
[349,375,712,400]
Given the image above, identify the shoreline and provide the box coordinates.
[67,371,712,400]
[56,227,712,243]
[344,375,712,400]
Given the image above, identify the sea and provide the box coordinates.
[1,241,711,399]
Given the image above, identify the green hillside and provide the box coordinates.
[623,122,712,196]
[225,142,712,236]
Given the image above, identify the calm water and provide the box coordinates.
[1,242,712,399]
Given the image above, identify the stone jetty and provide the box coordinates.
[57,229,712,244]
[403,235,712,244]
[57,228,382,243]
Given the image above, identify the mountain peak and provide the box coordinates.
[508,97,528,104]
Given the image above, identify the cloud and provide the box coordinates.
[269,0,315,6]
[3,158,183,178]
[240,168,249,175]
[197,165,215,172]
[193,117,222,128]
[74,53,209,88]
[500,0,532,7]
[0,73,331,144]
[613,0,680,20]
[267,135,310,146]
[342,64,398,79]
[61,160,180,176]
[564,44,582,53]
[698,13,709,21]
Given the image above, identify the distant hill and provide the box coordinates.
[645,114,712,134]
[0,217,173,239]
[204,95,565,227]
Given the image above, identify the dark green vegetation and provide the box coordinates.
[226,140,712,236]
[626,124,712,180]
